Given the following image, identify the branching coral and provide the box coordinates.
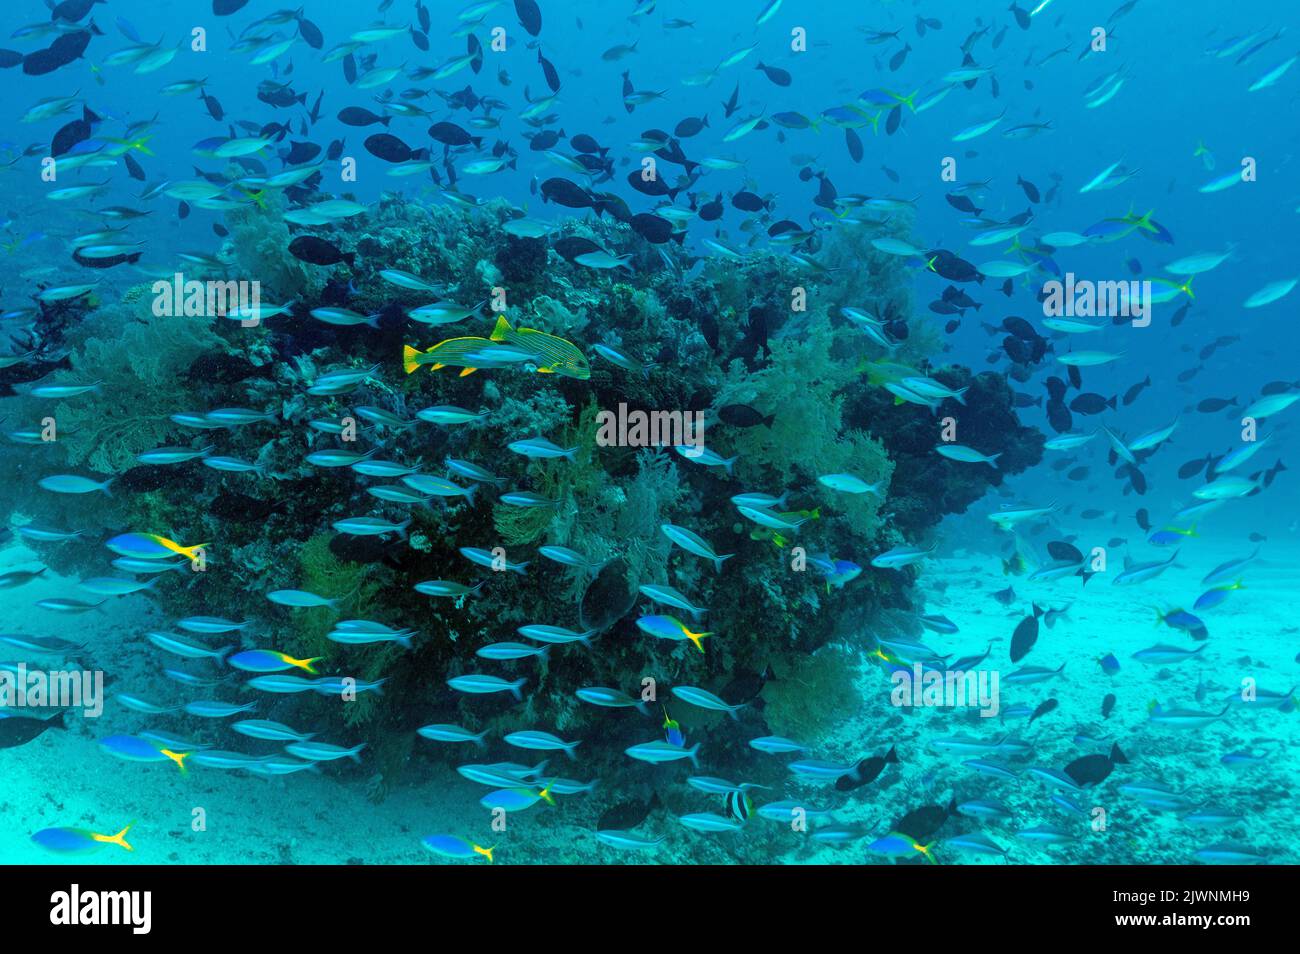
[50,305,227,473]
[719,310,894,537]
[226,192,313,301]
[761,646,865,740]
[289,532,382,661]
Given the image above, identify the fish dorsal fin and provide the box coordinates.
[490,313,513,342]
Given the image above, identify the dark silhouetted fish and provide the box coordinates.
[289,236,356,267]
[845,128,863,162]
[339,106,390,127]
[364,133,417,163]
[1177,454,1212,479]
[1197,396,1238,413]
[1028,698,1058,724]
[1063,743,1129,787]
[598,793,660,832]
[721,82,740,118]
[894,796,958,841]
[1122,375,1151,406]
[515,0,542,37]
[1069,392,1116,415]
[836,745,900,792]
[0,709,66,748]
[755,62,791,86]
[717,404,774,428]
[630,212,673,244]
[1016,174,1040,203]
[1010,604,1043,663]
[23,28,94,76]
[541,177,594,208]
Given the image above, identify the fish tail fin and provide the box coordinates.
[164,749,190,775]
[103,823,134,852]
[688,630,712,653]
[1110,742,1129,765]
[713,553,734,572]
[402,344,423,375]
[179,541,209,561]
[474,844,494,863]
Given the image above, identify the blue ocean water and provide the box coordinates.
[0,0,1296,868]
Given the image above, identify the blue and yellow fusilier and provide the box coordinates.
[422,834,494,863]
[106,532,207,561]
[228,649,324,674]
[99,734,190,773]
[637,614,713,652]
[32,823,134,854]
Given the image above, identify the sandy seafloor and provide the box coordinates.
[1,528,1295,866]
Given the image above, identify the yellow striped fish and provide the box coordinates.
[402,336,495,376]
[490,314,590,379]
